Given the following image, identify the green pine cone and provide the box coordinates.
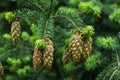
[0,63,4,77]
[33,48,42,71]
[62,48,71,64]
[11,21,21,44]
[69,33,83,63]
[43,37,54,70]
[81,37,92,62]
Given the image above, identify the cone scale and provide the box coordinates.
[43,37,54,70]
[0,63,4,77]
[33,48,42,71]
[81,37,92,62]
[11,20,21,44]
[62,48,71,64]
[69,32,83,63]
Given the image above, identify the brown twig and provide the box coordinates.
[52,15,82,32]
[44,20,49,37]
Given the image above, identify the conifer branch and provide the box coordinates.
[52,15,82,32]
[44,0,54,38]
[21,47,33,50]
[48,0,54,18]
[0,48,17,59]
[103,67,117,80]
[44,20,48,37]
[109,50,120,80]
[54,29,66,38]
[116,50,120,68]
[0,47,32,59]
[109,69,118,80]
[25,0,45,13]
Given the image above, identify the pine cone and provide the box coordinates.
[43,37,54,70]
[33,48,42,71]
[11,21,21,44]
[81,37,92,62]
[0,63,4,77]
[62,48,71,64]
[69,33,83,63]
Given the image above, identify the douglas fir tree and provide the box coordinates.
[0,0,120,80]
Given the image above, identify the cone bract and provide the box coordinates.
[11,21,21,44]
[62,48,71,64]
[0,63,4,77]
[43,37,54,70]
[69,33,83,63]
[81,37,92,62]
[33,48,42,71]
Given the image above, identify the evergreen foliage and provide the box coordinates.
[0,0,120,80]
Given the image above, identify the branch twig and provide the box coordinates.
[103,67,117,80]
[109,50,120,80]
[52,15,82,32]
[116,50,120,68]
[0,48,17,59]
[48,0,54,18]
[25,0,45,13]
[43,0,54,38]
[109,69,118,80]
[44,20,49,37]
[0,47,33,59]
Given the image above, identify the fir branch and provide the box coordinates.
[109,69,118,80]
[109,50,120,80]
[115,50,120,68]
[48,0,54,18]
[0,48,17,59]
[54,29,66,38]
[25,0,45,13]
[52,15,82,32]
[44,0,54,38]
[0,47,32,59]
[103,67,117,80]
[20,47,33,50]
[44,19,48,37]
[44,18,55,39]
